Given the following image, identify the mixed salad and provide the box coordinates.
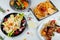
[10,0,29,10]
[1,13,26,37]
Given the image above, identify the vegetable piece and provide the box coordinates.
[21,3,24,9]
[19,13,24,20]
[22,20,26,23]
[14,31,19,35]
[4,18,7,21]
[16,2,21,6]
[18,0,24,9]
[14,3,18,8]
[8,31,14,37]
[41,30,46,36]
[15,2,22,10]
[18,0,21,3]
[23,1,29,8]
[13,27,17,31]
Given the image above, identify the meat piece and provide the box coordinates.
[50,20,56,25]
[45,36,51,40]
[50,20,56,27]
[56,28,60,33]
[47,27,55,36]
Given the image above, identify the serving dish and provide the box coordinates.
[38,19,60,40]
[9,0,31,11]
[1,13,27,37]
[31,0,58,21]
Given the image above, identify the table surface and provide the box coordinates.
[0,0,60,40]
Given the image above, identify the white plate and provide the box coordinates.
[37,18,60,40]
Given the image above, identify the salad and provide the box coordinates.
[1,13,27,37]
[10,0,29,10]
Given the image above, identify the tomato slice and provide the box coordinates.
[22,20,26,23]
[14,31,19,35]
[4,18,7,21]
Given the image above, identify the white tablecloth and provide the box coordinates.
[0,0,60,40]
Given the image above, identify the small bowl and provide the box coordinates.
[9,0,31,11]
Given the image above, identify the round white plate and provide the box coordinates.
[37,18,60,40]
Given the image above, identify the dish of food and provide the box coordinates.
[10,0,30,11]
[33,0,58,20]
[1,13,27,37]
[38,20,60,40]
